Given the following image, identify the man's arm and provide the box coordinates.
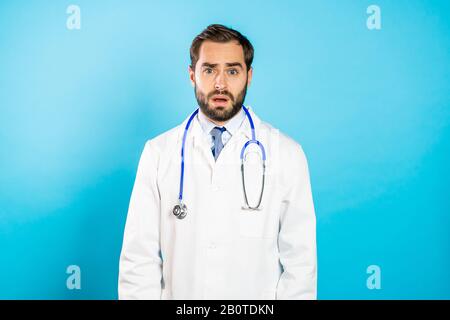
[276,143,317,299]
[118,140,163,299]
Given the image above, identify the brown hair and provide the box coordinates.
[190,24,254,71]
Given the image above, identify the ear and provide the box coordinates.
[247,67,253,87]
[188,65,195,88]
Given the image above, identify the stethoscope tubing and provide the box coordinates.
[176,105,266,218]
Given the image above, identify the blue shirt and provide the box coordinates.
[197,107,246,149]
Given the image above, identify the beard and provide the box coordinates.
[194,82,248,122]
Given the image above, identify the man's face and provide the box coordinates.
[189,40,253,123]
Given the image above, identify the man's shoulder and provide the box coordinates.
[259,118,305,156]
[143,124,181,154]
[258,119,310,182]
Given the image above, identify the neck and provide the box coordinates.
[207,117,228,127]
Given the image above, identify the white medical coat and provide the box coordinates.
[118,107,317,300]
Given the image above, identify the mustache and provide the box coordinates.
[207,90,234,102]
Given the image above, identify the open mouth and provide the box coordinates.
[211,95,230,105]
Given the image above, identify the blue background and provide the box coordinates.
[0,0,449,299]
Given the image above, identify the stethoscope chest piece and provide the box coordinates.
[173,203,187,219]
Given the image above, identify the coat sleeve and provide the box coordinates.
[276,143,317,300]
[118,140,163,299]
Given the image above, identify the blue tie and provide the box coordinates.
[211,126,226,160]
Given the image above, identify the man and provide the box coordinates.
[118,24,317,300]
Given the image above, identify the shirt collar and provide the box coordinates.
[197,106,246,137]
[177,106,260,145]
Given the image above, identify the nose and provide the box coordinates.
[214,71,227,92]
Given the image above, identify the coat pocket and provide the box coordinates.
[237,180,279,239]
[237,203,278,239]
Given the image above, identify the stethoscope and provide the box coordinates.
[172,105,267,219]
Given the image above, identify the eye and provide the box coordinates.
[204,68,214,74]
[228,69,239,75]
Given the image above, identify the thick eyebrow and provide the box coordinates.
[201,62,218,68]
[225,62,243,69]
[200,62,244,69]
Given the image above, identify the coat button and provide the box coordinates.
[208,242,217,249]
